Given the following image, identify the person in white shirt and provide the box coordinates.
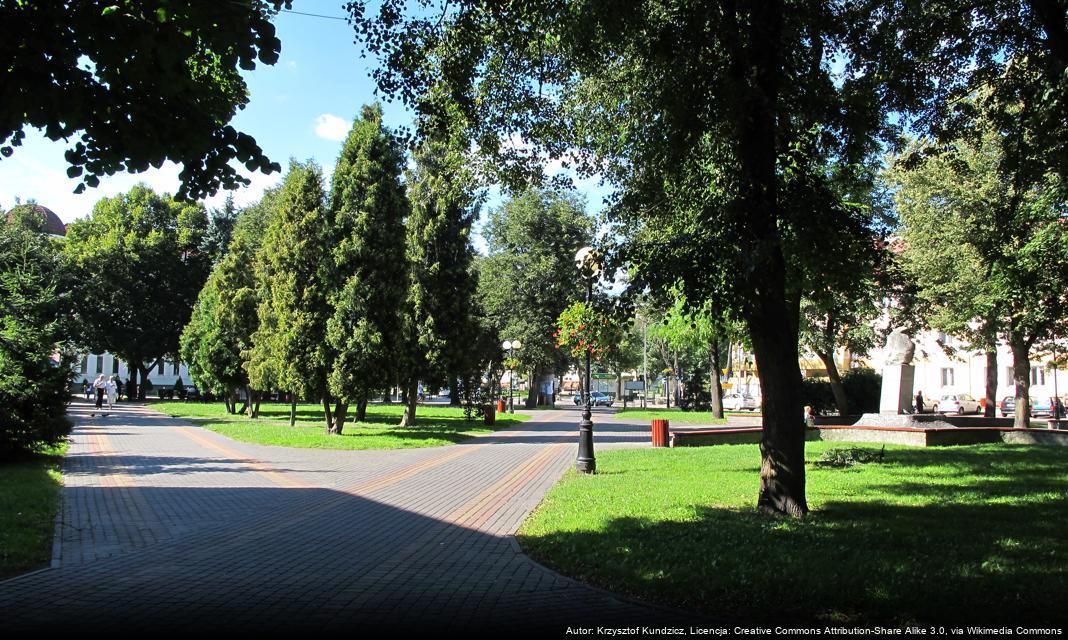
[92,374,106,410]
[106,376,118,411]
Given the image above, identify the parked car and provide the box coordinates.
[573,391,614,407]
[723,393,759,412]
[939,393,981,415]
[1000,396,1054,417]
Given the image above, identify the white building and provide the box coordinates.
[73,352,192,393]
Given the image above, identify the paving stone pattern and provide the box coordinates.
[1,401,716,633]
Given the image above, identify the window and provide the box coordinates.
[938,332,956,347]
[941,368,955,387]
[1031,367,1046,386]
[112,358,120,374]
[80,356,87,374]
[95,355,103,374]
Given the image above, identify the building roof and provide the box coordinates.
[5,204,67,236]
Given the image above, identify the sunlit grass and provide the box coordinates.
[519,442,1068,625]
[152,401,530,450]
[0,443,66,578]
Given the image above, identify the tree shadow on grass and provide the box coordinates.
[520,446,1068,627]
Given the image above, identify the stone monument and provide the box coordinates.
[879,328,916,415]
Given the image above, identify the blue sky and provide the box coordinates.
[0,6,606,239]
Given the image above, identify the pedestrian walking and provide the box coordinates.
[82,379,90,400]
[92,374,106,411]
[915,390,925,414]
[106,375,118,412]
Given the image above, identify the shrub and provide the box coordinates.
[842,368,882,413]
[0,222,74,456]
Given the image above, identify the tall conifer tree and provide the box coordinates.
[326,105,409,431]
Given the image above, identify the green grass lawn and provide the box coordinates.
[152,401,530,450]
[0,443,66,579]
[614,407,730,425]
[518,442,1068,626]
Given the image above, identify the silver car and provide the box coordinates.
[723,393,759,411]
[939,393,981,415]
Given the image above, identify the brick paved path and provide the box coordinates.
[0,401,714,633]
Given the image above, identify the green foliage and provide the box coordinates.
[326,105,409,406]
[553,301,620,360]
[816,446,886,468]
[247,162,331,400]
[0,223,73,454]
[181,189,276,396]
[802,368,882,415]
[478,190,594,378]
[63,184,209,396]
[0,1,288,199]
[399,110,482,399]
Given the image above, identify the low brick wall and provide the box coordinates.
[668,425,1068,448]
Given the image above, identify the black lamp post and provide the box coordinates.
[502,339,522,413]
[575,246,598,474]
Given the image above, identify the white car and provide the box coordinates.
[939,393,981,415]
[723,393,759,411]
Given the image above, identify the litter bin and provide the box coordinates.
[484,404,496,425]
[651,419,669,447]
[496,399,506,413]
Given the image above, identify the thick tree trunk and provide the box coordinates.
[449,378,462,406]
[289,399,297,426]
[1009,334,1032,429]
[751,308,808,518]
[985,350,998,417]
[710,339,724,419]
[400,378,419,426]
[525,367,538,408]
[136,364,150,400]
[332,401,349,435]
[355,397,368,422]
[817,350,850,416]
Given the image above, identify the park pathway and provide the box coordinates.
[0,401,719,633]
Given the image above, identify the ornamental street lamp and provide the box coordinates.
[574,246,600,474]
[502,339,522,413]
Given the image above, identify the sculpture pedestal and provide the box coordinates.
[880,364,915,415]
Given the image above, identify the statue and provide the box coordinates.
[883,328,915,366]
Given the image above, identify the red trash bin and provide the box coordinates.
[496,399,506,413]
[651,419,670,447]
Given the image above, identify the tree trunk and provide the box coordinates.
[1009,334,1032,429]
[985,350,998,417]
[136,364,150,400]
[289,399,297,426]
[710,339,724,419]
[525,367,538,408]
[332,401,349,435]
[355,397,368,422]
[400,378,419,426]
[449,378,462,406]
[817,350,850,416]
[665,375,671,408]
[751,308,808,518]
[323,397,334,434]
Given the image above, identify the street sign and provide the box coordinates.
[591,373,615,379]
[625,380,645,390]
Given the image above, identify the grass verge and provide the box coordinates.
[518,441,1068,626]
[0,443,66,579]
[152,401,530,450]
[614,408,730,425]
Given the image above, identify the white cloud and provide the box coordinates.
[314,113,351,141]
[285,59,298,71]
